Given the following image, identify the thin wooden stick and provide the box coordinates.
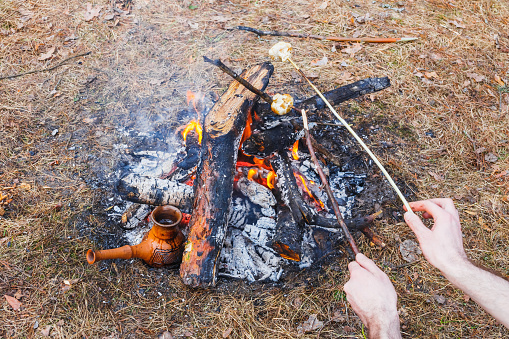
[288,58,413,214]
[203,56,273,104]
[301,109,359,255]
[237,26,417,43]
[0,52,92,81]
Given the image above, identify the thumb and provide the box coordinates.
[404,211,430,240]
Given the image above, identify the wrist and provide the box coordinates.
[367,312,401,339]
[439,255,472,282]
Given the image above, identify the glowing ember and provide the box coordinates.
[241,111,253,145]
[247,168,258,181]
[267,171,276,189]
[182,120,203,145]
[292,140,299,160]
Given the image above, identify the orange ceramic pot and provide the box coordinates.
[87,205,185,267]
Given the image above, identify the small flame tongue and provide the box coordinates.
[182,120,203,145]
[292,140,299,160]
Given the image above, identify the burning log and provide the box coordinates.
[116,173,194,212]
[180,62,274,288]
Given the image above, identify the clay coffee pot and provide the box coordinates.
[86,205,185,267]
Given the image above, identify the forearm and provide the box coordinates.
[442,259,509,328]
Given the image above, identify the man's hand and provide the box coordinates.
[404,198,468,273]
[344,253,401,339]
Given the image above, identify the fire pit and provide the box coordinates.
[89,60,395,287]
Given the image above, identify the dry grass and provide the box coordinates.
[1,0,509,337]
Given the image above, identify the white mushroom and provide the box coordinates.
[271,93,293,115]
[269,42,292,62]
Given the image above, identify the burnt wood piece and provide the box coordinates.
[242,121,295,158]
[180,62,274,288]
[116,173,194,212]
[269,204,302,261]
[254,77,390,125]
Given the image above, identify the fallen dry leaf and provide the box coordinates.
[338,71,353,83]
[82,117,97,124]
[428,171,444,181]
[40,325,52,337]
[38,47,56,61]
[342,43,362,56]
[494,75,505,86]
[84,3,103,22]
[331,310,346,322]
[399,239,421,263]
[158,331,173,339]
[310,56,328,66]
[433,294,446,304]
[448,20,466,28]
[318,1,328,10]
[466,72,486,82]
[424,71,438,79]
[484,152,498,163]
[14,290,23,300]
[297,314,323,334]
[4,295,21,311]
[463,294,471,302]
[210,15,233,22]
[222,327,233,338]
[61,278,80,293]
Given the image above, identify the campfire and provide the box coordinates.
[91,55,393,288]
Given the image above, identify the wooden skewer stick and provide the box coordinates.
[301,109,360,255]
[203,56,273,104]
[288,58,413,214]
[237,26,417,44]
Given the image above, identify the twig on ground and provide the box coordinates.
[301,109,360,255]
[0,52,92,81]
[236,26,417,43]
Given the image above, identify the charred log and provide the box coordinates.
[180,62,274,288]
[268,204,302,261]
[116,173,193,212]
[242,121,295,158]
[254,77,390,126]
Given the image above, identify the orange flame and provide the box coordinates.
[297,174,323,209]
[267,171,276,189]
[292,140,299,160]
[182,120,203,144]
[247,168,258,181]
[241,111,253,146]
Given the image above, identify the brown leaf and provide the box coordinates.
[484,153,498,163]
[428,171,444,181]
[433,294,446,304]
[61,278,80,292]
[40,325,52,337]
[338,72,353,83]
[399,239,421,263]
[4,295,21,310]
[158,331,173,339]
[297,314,323,334]
[222,327,233,338]
[463,294,470,302]
[448,20,465,28]
[424,71,438,79]
[466,72,486,82]
[14,290,23,300]
[494,75,505,86]
[310,56,328,66]
[331,310,346,323]
[210,15,233,22]
[318,1,328,9]
[342,43,362,56]
[84,3,103,22]
[38,47,56,61]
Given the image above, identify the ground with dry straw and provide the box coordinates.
[1,0,508,338]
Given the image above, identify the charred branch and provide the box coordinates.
[116,173,194,212]
[180,62,274,288]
